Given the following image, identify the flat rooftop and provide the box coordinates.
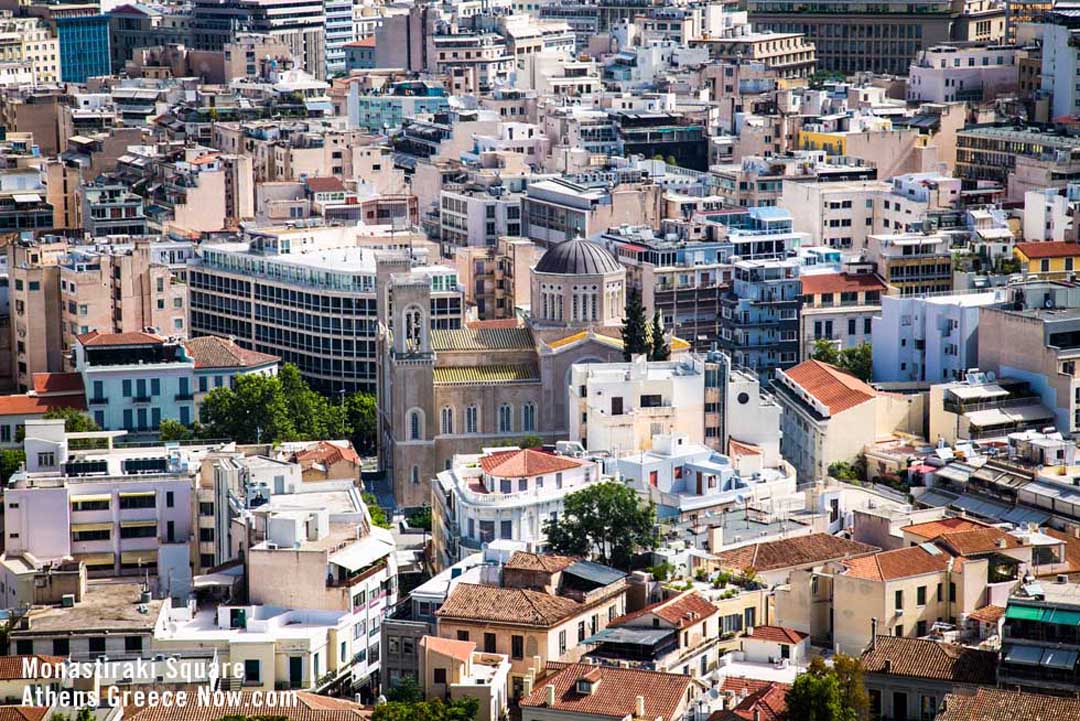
[17,582,164,635]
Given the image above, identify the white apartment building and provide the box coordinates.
[430,447,601,570]
[429,33,514,95]
[1041,24,1080,121]
[617,432,797,518]
[3,419,194,597]
[907,43,1020,104]
[568,355,705,454]
[0,13,60,86]
[439,185,524,250]
[1023,186,1077,242]
[871,289,1008,383]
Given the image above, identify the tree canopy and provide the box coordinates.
[810,340,872,382]
[544,481,656,570]
[786,656,869,721]
[198,363,376,450]
[650,309,670,361]
[43,407,100,433]
[371,696,478,721]
[621,288,650,361]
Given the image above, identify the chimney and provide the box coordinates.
[533,655,543,675]
[871,617,878,650]
[635,695,645,718]
[523,673,534,697]
[884,659,892,673]
[754,711,761,721]
[996,537,1007,549]
[545,684,556,707]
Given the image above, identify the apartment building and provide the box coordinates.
[439,185,524,252]
[519,662,694,721]
[999,581,1080,693]
[957,126,1080,199]
[689,26,816,80]
[434,552,628,693]
[431,448,601,571]
[521,177,662,246]
[866,232,953,296]
[800,271,891,360]
[4,419,193,593]
[7,239,68,392]
[773,359,918,483]
[718,257,801,380]
[419,636,511,721]
[453,237,540,320]
[1013,241,1080,279]
[569,355,705,454]
[190,226,462,394]
[80,182,148,237]
[908,43,1021,103]
[428,33,514,95]
[0,12,60,86]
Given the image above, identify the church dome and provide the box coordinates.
[534,238,623,276]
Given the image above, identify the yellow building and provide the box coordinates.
[1013,241,1080,279]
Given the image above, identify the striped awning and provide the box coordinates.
[75,552,115,566]
[71,494,111,503]
[433,364,540,385]
[72,522,112,533]
[120,550,157,565]
[121,520,157,529]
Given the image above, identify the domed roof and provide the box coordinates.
[534,238,622,276]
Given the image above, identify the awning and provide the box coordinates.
[75,552,114,566]
[966,408,1014,427]
[120,520,157,529]
[1004,644,1044,666]
[12,193,41,204]
[120,550,157,565]
[329,539,391,572]
[1043,648,1079,670]
[1047,609,1080,626]
[71,494,111,503]
[1005,605,1049,622]
[119,491,156,498]
[72,522,112,533]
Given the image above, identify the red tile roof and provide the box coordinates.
[31,372,83,395]
[0,708,48,721]
[420,635,474,663]
[479,448,585,477]
[184,335,279,369]
[935,527,1021,556]
[729,439,763,457]
[345,37,376,47]
[937,688,1080,721]
[614,591,719,629]
[709,680,790,721]
[305,176,347,193]
[842,545,952,581]
[861,636,998,684]
[0,394,85,416]
[713,533,879,573]
[967,604,1005,624]
[292,440,361,467]
[746,625,808,644]
[435,583,585,626]
[801,272,888,296]
[0,656,65,680]
[520,663,691,721]
[1043,527,1080,573]
[1015,241,1080,259]
[504,551,578,573]
[76,330,163,346]
[120,689,371,721]
[782,360,878,415]
[903,517,990,540]
[466,318,523,329]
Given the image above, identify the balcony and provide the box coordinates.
[88,396,108,405]
[175,393,194,401]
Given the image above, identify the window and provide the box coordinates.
[483,633,496,653]
[558,630,567,655]
[53,638,70,656]
[948,582,956,602]
[895,624,904,637]
[500,520,512,539]
[917,585,926,605]
[577,620,586,642]
[440,406,453,435]
[408,409,422,440]
[89,637,106,658]
[511,635,524,659]
[37,452,55,467]
[433,668,447,684]
[125,636,142,653]
[895,590,903,611]
[166,491,174,508]
[522,402,536,432]
[465,405,478,433]
[498,404,512,433]
[244,659,261,684]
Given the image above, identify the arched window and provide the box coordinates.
[465,405,478,434]
[407,408,423,440]
[498,404,513,433]
[404,305,424,352]
[522,402,536,432]
[410,465,420,484]
[440,406,453,435]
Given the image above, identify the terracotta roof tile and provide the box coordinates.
[305,176,346,193]
[504,551,578,573]
[0,708,48,721]
[935,528,1021,556]
[0,656,65,680]
[746,625,808,644]
[709,681,790,721]
[800,272,889,297]
[31,372,83,395]
[862,636,998,684]
[713,533,879,573]
[903,518,990,540]
[782,360,878,415]
[292,440,360,467]
[76,330,163,346]
[520,663,691,721]
[967,604,1005,624]
[121,689,370,721]
[1015,241,1080,259]
[938,688,1080,721]
[344,37,376,47]
[0,394,85,416]
[435,583,585,626]
[729,439,763,457]
[420,635,475,663]
[842,545,952,581]
[466,318,521,329]
[614,591,719,629]
[479,449,585,477]
[184,336,279,369]
[1043,527,1080,573]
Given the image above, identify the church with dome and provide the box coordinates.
[378,238,687,507]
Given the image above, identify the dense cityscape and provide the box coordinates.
[0,0,1073,720]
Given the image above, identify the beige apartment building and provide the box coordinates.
[6,239,188,391]
[0,13,60,86]
[454,237,541,320]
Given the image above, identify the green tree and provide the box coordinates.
[384,675,423,703]
[649,309,670,361]
[158,418,193,442]
[363,492,391,529]
[828,461,860,482]
[621,289,649,361]
[544,481,656,570]
[665,155,678,167]
[786,668,847,721]
[0,449,24,484]
[406,506,432,531]
[200,372,296,443]
[43,407,100,433]
[832,654,870,721]
[810,338,841,366]
[371,697,479,721]
[345,392,377,453]
[811,341,873,382]
[519,434,543,448]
